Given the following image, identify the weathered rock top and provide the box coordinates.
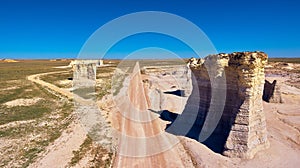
[69,59,103,67]
[189,51,268,69]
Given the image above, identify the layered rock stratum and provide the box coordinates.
[188,52,270,159]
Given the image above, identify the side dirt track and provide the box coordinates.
[27,71,87,168]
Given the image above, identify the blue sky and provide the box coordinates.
[0,0,299,59]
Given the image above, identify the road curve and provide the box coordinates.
[27,71,87,168]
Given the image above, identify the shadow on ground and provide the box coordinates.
[153,69,244,154]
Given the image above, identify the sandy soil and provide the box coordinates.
[27,71,74,99]
[29,121,86,168]
[27,71,87,168]
[4,98,43,107]
[58,79,72,86]
[111,62,300,168]
[26,61,300,168]
[1,86,19,91]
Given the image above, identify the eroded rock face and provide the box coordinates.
[188,52,270,159]
[72,61,97,87]
[70,59,103,67]
[263,80,283,103]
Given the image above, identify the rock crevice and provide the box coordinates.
[263,80,283,103]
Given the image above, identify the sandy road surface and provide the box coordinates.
[27,71,74,99]
[27,71,87,168]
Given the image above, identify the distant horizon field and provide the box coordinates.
[2,57,300,60]
[2,57,300,64]
[1,53,300,61]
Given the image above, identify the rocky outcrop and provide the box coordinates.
[70,59,103,67]
[188,51,270,159]
[1,59,18,62]
[72,61,97,88]
[263,80,283,103]
[69,59,104,87]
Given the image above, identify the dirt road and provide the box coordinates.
[27,71,87,168]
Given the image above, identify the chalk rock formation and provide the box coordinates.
[113,62,194,167]
[70,59,103,67]
[1,59,18,62]
[263,80,283,103]
[72,61,97,88]
[188,51,269,159]
[189,57,204,68]
[148,88,166,112]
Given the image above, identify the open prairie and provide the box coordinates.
[0,57,300,167]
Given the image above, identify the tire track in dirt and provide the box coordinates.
[27,71,87,168]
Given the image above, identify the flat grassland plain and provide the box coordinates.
[0,60,118,167]
[0,58,300,167]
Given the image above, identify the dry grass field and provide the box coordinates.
[0,57,299,167]
[269,58,300,64]
[0,60,118,167]
[0,60,74,167]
